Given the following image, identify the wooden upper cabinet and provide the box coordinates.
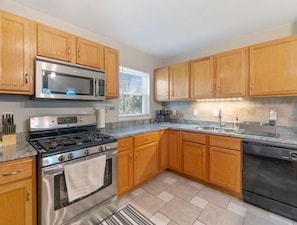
[104,47,119,98]
[154,67,169,101]
[0,11,35,94]
[215,48,248,97]
[76,37,104,69]
[169,61,190,100]
[249,35,297,96]
[37,23,75,63]
[191,57,215,98]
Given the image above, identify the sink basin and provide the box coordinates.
[196,126,219,131]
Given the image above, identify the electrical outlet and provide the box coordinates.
[193,109,198,116]
[213,109,220,117]
[172,109,176,116]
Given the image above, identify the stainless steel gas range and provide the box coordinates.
[29,114,118,225]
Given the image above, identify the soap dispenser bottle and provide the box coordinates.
[234,116,239,131]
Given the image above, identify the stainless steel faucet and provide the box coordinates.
[218,109,222,129]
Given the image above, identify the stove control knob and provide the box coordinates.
[68,153,74,160]
[105,145,110,150]
[58,155,65,162]
[98,146,103,152]
[84,149,89,156]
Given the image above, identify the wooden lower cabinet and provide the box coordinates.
[0,157,36,225]
[183,141,207,180]
[209,146,241,193]
[118,132,160,195]
[134,142,158,186]
[118,137,134,195]
[182,131,207,180]
[118,148,134,195]
[159,130,168,172]
[208,135,242,195]
[168,130,182,172]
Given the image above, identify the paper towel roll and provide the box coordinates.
[96,109,106,129]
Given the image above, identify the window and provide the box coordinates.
[119,66,150,118]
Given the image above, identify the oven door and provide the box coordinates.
[39,149,117,225]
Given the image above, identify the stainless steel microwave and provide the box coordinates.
[35,56,105,100]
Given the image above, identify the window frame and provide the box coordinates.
[119,66,150,120]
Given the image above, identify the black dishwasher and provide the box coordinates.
[242,139,297,221]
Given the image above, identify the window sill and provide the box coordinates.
[119,114,150,121]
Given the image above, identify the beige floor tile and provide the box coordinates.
[142,179,169,196]
[160,197,202,225]
[227,202,247,217]
[190,181,204,190]
[130,191,166,218]
[244,212,289,225]
[190,196,209,209]
[199,203,244,225]
[167,181,200,201]
[197,186,231,208]
[163,177,178,184]
[158,191,175,202]
[131,187,145,196]
[168,221,179,225]
[269,212,294,225]
[193,221,206,225]
[150,212,171,225]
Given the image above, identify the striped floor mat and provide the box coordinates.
[100,204,155,225]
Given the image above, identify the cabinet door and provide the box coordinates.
[209,146,241,194]
[168,130,181,172]
[159,130,168,172]
[104,47,119,98]
[183,141,207,180]
[118,149,134,195]
[76,37,104,69]
[0,11,34,94]
[215,48,248,97]
[191,57,215,98]
[169,62,190,100]
[37,23,75,62]
[154,67,169,101]
[250,35,297,96]
[134,142,158,186]
[0,179,33,225]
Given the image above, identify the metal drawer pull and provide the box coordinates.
[2,170,21,176]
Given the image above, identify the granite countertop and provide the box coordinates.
[1,122,296,164]
[0,136,37,163]
[106,123,297,146]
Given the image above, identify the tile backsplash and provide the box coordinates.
[162,97,297,127]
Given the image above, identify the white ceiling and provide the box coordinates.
[12,0,297,59]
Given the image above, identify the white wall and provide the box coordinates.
[0,0,163,132]
[164,22,297,65]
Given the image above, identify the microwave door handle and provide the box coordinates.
[95,78,99,96]
[94,78,98,97]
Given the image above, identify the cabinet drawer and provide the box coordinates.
[0,157,33,185]
[134,132,159,147]
[182,131,206,144]
[118,137,133,152]
[209,135,241,151]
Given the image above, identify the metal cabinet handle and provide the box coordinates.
[78,50,81,58]
[2,170,21,176]
[25,74,29,84]
[129,154,133,163]
[26,188,30,202]
[121,144,128,147]
[68,47,71,55]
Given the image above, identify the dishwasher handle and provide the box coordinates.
[243,140,297,162]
